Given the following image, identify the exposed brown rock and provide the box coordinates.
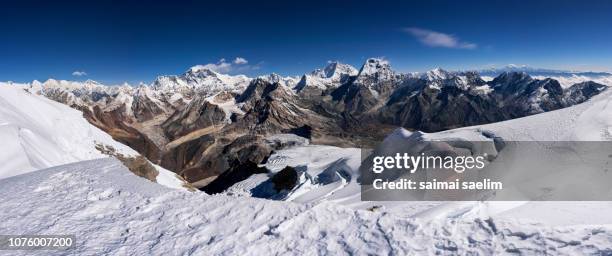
[94,144,158,182]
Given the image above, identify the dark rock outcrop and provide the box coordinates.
[271,166,299,192]
[201,161,269,194]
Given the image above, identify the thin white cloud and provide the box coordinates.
[404,27,477,49]
[233,57,248,65]
[72,70,87,76]
[197,59,233,73]
[191,58,261,74]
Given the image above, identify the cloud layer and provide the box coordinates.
[192,57,258,74]
[72,70,87,76]
[404,27,476,49]
[233,57,248,65]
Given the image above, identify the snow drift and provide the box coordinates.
[2,158,611,255]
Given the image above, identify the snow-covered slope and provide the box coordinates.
[430,86,612,141]
[2,158,611,255]
[0,85,187,189]
[0,86,134,178]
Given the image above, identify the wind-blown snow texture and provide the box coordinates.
[0,86,136,178]
[0,86,186,189]
[2,158,612,255]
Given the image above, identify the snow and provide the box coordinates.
[232,85,612,228]
[264,145,361,204]
[258,73,299,88]
[106,90,134,116]
[0,85,187,190]
[264,133,310,147]
[358,58,392,77]
[153,163,188,190]
[380,88,612,227]
[481,76,495,82]
[317,61,358,84]
[295,62,358,92]
[205,93,245,122]
[0,86,134,178]
[472,84,493,94]
[534,75,612,88]
[152,67,252,96]
[435,86,612,141]
[425,67,452,80]
[2,158,611,255]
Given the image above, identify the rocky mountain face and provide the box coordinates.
[26,59,608,192]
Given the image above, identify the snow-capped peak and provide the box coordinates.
[322,61,358,79]
[425,67,452,80]
[258,73,299,88]
[33,78,106,92]
[151,66,252,96]
[358,58,392,77]
[353,58,397,88]
[186,66,220,77]
[294,62,357,92]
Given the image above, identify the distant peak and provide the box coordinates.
[359,58,391,76]
[187,65,219,76]
[364,58,389,66]
[83,79,101,85]
[426,67,451,80]
[322,61,357,78]
[506,64,528,69]
[495,71,533,83]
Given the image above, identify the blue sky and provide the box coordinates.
[1,0,612,84]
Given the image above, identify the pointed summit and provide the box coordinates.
[258,73,299,88]
[295,61,358,92]
[151,65,251,96]
[322,61,358,80]
[186,65,220,78]
[354,58,397,86]
[358,58,392,77]
[425,67,451,80]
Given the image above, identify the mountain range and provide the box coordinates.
[478,64,611,77]
[3,58,609,192]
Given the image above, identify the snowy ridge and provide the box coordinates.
[294,61,358,92]
[0,86,187,189]
[151,67,252,96]
[424,67,453,81]
[257,73,299,88]
[2,158,611,255]
[432,86,612,141]
[355,58,397,83]
[478,64,611,77]
[534,74,612,88]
